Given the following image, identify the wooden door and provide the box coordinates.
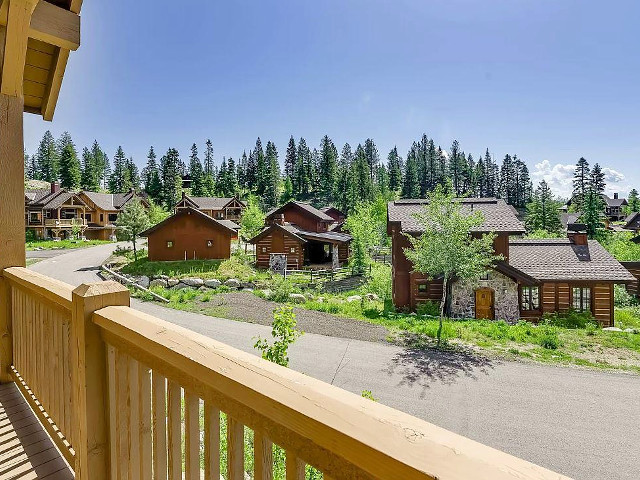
[272,231,285,253]
[475,288,494,320]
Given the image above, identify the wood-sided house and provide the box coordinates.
[250,201,351,269]
[25,183,148,240]
[175,193,246,222]
[388,198,634,327]
[141,207,238,261]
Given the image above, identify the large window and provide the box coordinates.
[108,213,118,222]
[572,287,591,312]
[520,286,540,311]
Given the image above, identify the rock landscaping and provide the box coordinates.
[120,274,259,293]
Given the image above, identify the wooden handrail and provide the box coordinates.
[3,266,73,309]
[93,305,571,480]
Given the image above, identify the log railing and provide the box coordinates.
[0,266,572,480]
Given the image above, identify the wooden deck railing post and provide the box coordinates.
[71,281,130,480]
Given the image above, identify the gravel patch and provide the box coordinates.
[199,292,389,343]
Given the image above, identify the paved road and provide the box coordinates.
[30,243,640,480]
[26,248,72,259]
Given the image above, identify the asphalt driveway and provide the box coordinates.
[30,243,640,480]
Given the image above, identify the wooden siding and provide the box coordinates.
[255,230,304,268]
[391,227,413,309]
[146,211,234,261]
[593,283,614,327]
[410,273,443,310]
[621,261,640,296]
[539,282,614,327]
[23,39,55,110]
[266,204,330,232]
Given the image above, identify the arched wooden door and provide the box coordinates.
[475,288,495,320]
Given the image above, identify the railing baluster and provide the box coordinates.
[254,432,273,480]
[116,348,130,480]
[204,402,220,480]
[139,364,152,480]
[167,381,181,480]
[184,392,199,480]
[286,452,305,480]
[129,357,141,480]
[152,372,167,480]
[227,415,244,480]
[108,345,118,480]
[62,319,71,447]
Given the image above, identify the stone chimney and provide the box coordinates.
[567,223,588,246]
[614,193,619,200]
[50,182,60,194]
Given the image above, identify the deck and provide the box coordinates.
[0,383,72,480]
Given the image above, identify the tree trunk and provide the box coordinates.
[437,275,454,348]
[132,234,137,261]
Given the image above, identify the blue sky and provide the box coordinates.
[24,0,640,198]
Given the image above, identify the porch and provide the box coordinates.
[0,267,571,480]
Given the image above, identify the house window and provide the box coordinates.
[108,213,118,222]
[262,247,267,253]
[217,212,223,219]
[290,247,296,253]
[100,214,104,222]
[29,212,39,222]
[417,283,428,294]
[520,286,540,311]
[480,272,490,281]
[207,240,213,248]
[85,213,92,222]
[166,241,173,248]
[572,287,591,312]
[46,211,51,219]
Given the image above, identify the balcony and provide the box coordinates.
[0,267,571,480]
[44,218,87,228]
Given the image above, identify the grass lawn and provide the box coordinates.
[26,239,112,251]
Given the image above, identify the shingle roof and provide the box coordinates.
[249,222,352,244]
[387,198,526,234]
[80,191,145,211]
[508,239,635,282]
[185,196,246,210]
[140,207,237,237]
[602,195,627,207]
[266,201,334,222]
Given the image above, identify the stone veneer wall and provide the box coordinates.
[451,270,520,322]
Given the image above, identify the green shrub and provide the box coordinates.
[585,321,599,336]
[416,301,440,317]
[25,229,37,242]
[268,276,303,303]
[543,309,593,329]
[614,284,638,308]
[217,256,256,281]
[538,328,560,349]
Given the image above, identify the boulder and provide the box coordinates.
[224,279,241,288]
[198,286,208,292]
[603,327,623,332]
[288,293,307,303]
[204,279,222,289]
[167,278,179,287]
[347,295,362,303]
[305,292,315,300]
[174,283,190,290]
[136,276,150,289]
[364,293,380,302]
[243,288,254,292]
[241,281,256,289]
[149,279,167,288]
[181,277,204,287]
[623,328,639,334]
[316,296,325,303]
[261,289,273,299]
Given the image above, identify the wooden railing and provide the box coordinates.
[44,218,87,227]
[0,266,572,480]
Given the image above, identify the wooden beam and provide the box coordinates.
[42,46,68,120]
[29,1,80,51]
[1,0,38,97]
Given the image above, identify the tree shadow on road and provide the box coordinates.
[385,333,495,397]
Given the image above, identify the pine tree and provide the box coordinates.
[202,174,216,196]
[34,130,59,182]
[514,157,532,208]
[449,140,463,195]
[590,163,606,195]
[227,157,238,195]
[59,143,81,189]
[401,145,420,198]
[364,138,379,183]
[81,147,100,191]
[281,177,294,204]
[254,138,267,195]
[387,146,402,192]
[376,163,389,194]
[263,141,280,209]
[475,154,486,197]
[217,157,229,196]
[246,149,257,192]
[581,184,604,237]
[348,144,374,205]
[88,140,109,189]
[499,154,516,204]
[416,136,429,196]
[188,143,206,196]
[108,146,128,193]
[237,151,248,192]
[203,139,215,176]
[160,148,182,209]
[572,157,591,210]
[318,135,338,203]
[125,157,140,191]
[525,180,562,233]
[484,149,498,197]
[284,136,297,180]
[628,188,640,213]
[340,143,353,167]
[296,138,312,197]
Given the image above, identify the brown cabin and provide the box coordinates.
[141,207,238,261]
[388,199,635,327]
[175,193,246,222]
[250,201,351,269]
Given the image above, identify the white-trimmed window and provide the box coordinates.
[166,241,174,248]
[207,240,213,248]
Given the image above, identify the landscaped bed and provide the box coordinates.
[112,250,640,372]
[26,239,112,251]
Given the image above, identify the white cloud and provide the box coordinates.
[531,160,629,199]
